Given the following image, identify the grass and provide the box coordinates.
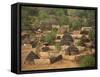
[79,55,95,67]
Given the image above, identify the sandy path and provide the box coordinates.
[21,59,79,71]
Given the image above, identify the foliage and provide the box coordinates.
[70,19,82,31]
[55,43,61,52]
[21,6,96,32]
[79,55,95,67]
[43,31,56,44]
[21,7,39,30]
[89,29,95,41]
[77,40,82,46]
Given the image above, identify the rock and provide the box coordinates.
[52,25,60,29]
[80,27,92,35]
[56,34,63,38]
[34,59,50,64]
[61,45,69,51]
[77,46,85,52]
[49,46,56,50]
[55,40,61,43]
[72,34,82,39]
[80,30,89,35]
[49,51,60,58]
[85,42,92,48]
[43,42,49,46]
[62,55,76,61]
[39,52,49,59]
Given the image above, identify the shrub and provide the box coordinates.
[79,55,95,67]
[52,28,58,32]
[77,40,81,46]
[89,29,95,41]
[77,40,85,46]
[55,43,61,52]
[44,31,56,44]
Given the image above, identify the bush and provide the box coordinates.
[89,29,95,41]
[55,43,61,52]
[79,55,95,67]
[52,28,58,32]
[69,19,82,31]
[77,40,81,46]
[44,31,56,44]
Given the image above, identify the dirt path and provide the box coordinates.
[22,59,79,71]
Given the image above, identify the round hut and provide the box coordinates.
[24,51,40,64]
[80,35,90,46]
[42,43,50,52]
[65,44,79,55]
[61,32,74,45]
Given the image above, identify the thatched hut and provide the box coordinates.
[24,51,40,64]
[80,35,90,46]
[80,27,92,35]
[65,44,79,55]
[80,30,89,35]
[50,55,62,64]
[56,36,61,39]
[42,46,50,52]
[82,35,90,42]
[61,32,74,45]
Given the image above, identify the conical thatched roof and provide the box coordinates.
[80,35,90,43]
[61,32,74,45]
[25,51,40,63]
[80,30,89,35]
[65,45,79,55]
[56,36,61,39]
[50,55,62,64]
[42,46,50,52]
[79,35,89,47]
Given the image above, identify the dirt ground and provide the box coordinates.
[21,31,95,71]
[21,45,80,71]
[21,59,79,71]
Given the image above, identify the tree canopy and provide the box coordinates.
[21,6,96,31]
